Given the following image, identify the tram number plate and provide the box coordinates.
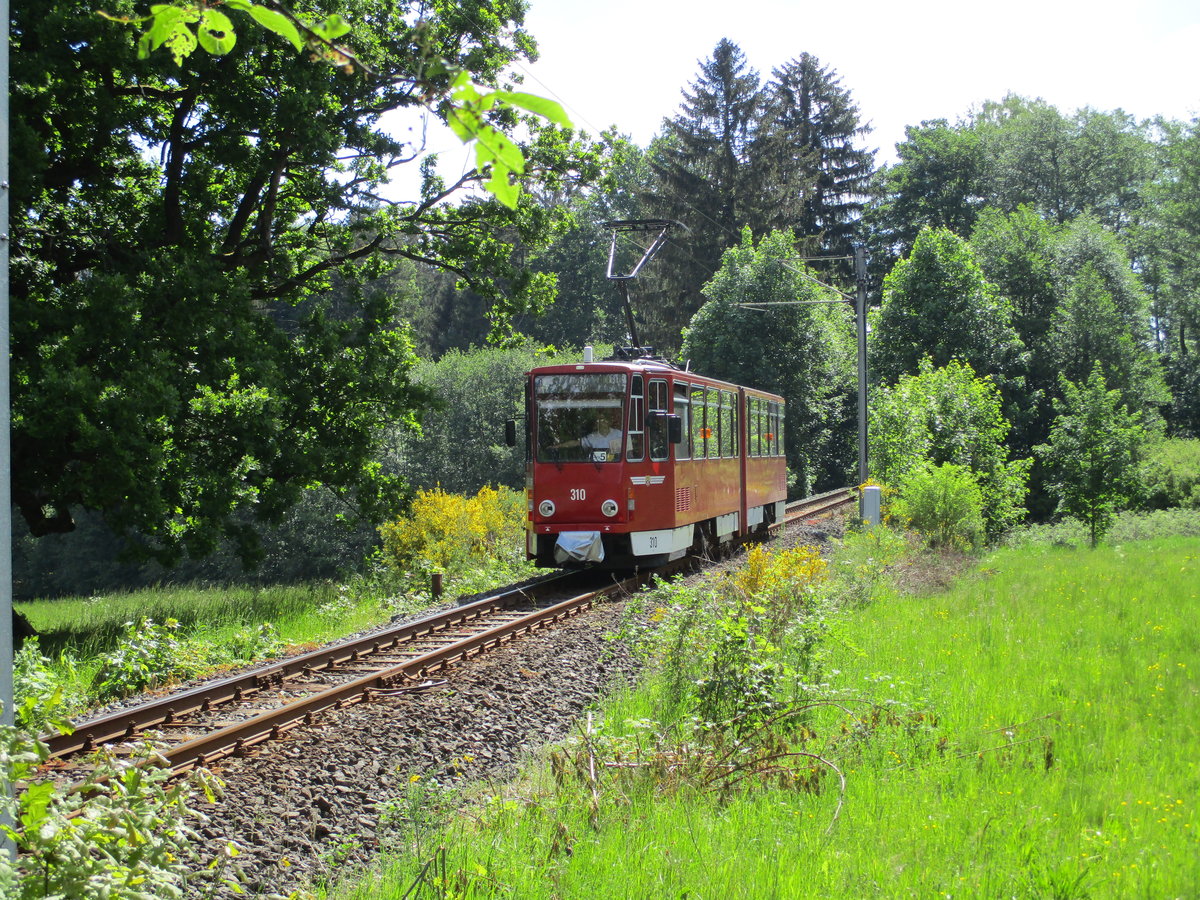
[570,488,586,501]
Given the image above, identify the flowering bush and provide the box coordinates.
[378,485,526,578]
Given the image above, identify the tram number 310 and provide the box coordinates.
[570,488,586,501]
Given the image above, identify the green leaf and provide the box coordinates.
[311,13,351,41]
[486,130,525,174]
[164,23,198,64]
[197,9,236,55]
[498,91,571,126]
[446,107,480,143]
[19,781,56,832]
[245,5,304,51]
[485,162,518,209]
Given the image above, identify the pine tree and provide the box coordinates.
[759,53,875,256]
[644,39,764,350]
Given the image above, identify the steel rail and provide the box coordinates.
[43,570,589,759]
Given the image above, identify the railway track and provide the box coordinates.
[41,487,855,779]
[41,569,639,777]
[784,486,856,523]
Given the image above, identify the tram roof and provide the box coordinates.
[527,358,784,402]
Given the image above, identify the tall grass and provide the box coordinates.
[18,582,344,660]
[329,534,1200,899]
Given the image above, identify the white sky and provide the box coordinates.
[393,0,1200,192]
[521,0,1200,159]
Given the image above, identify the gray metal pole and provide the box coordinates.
[854,245,868,486]
[2,0,15,862]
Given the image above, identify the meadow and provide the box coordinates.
[332,532,1199,899]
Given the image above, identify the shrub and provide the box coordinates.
[205,622,284,666]
[0,721,222,899]
[731,544,828,643]
[869,357,1030,537]
[627,546,833,733]
[378,485,526,578]
[93,618,205,701]
[1139,438,1200,510]
[12,640,86,735]
[892,463,986,551]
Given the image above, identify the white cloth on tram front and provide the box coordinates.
[553,531,605,564]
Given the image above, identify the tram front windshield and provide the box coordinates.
[535,373,626,463]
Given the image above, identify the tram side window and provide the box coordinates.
[627,376,645,462]
[718,391,730,457]
[723,391,737,457]
[690,385,707,458]
[748,397,760,457]
[777,405,785,457]
[706,389,720,458]
[674,382,691,460]
[760,399,768,457]
[648,379,669,461]
[766,402,778,457]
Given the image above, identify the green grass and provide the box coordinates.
[329,535,1200,899]
[14,581,399,717]
[815,536,1200,896]
[17,582,347,660]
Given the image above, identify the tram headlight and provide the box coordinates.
[601,499,619,518]
[538,499,556,518]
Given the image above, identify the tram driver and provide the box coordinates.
[553,410,623,460]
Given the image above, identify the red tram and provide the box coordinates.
[521,349,787,569]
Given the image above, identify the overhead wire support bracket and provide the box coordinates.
[603,219,683,350]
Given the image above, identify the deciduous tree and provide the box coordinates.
[10,0,600,562]
[869,358,1030,537]
[681,229,855,492]
[1037,364,1146,546]
[871,227,1025,399]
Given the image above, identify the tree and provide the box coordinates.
[869,358,1030,538]
[644,39,765,350]
[872,227,1025,397]
[384,344,581,497]
[1163,353,1200,438]
[969,205,1059,454]
[1037,364,1146,546]
[758,53,874,256]
[978,98,1155,231]
[1150,119,1200,365]
[10,0,601,562]
[866,98,1157,264]
[680,229,855,493]
[519,137,651,349]
[868,118,986,257]
[1048,217,1168,412]
[115,0,573,211]
[1047,264,1148,408]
